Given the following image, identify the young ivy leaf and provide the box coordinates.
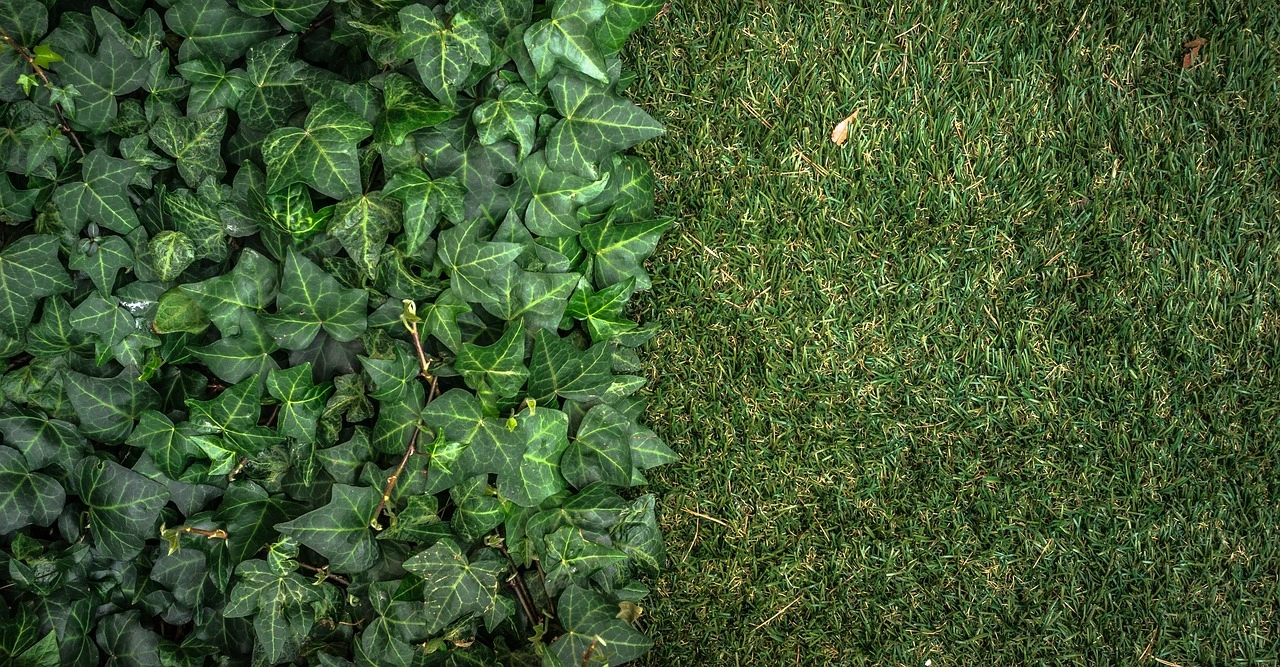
[328,192,401,279]
[148,109,228,187]
[397,7,492,106]
[375,73,455,147]
[263,249,368,350]
[455,319,528,399]
[524,0,610,86]
[263,98,373,200]
[384,169,464,256]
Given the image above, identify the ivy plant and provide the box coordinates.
[0,0,674,664]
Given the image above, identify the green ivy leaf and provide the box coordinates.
[546,72,663,179]
[375,73,455,147]
[149,230,197,283]
[266,363,330,441]
[263,249,368,350]
[384,170,464,256]
[582,153,655,222]
[519,151,608,236]
[238,0,328,33]
[565,275,637,341]
[0,236,72,337]
[237,35,305,130]
[164,188,229,261]
[153,286,210,334]
[549,584,651,665]
[524,0,609,86]
[329,193,400,279]
[0,445,64,534]
[71,458,169,560]
[482,263,578,333]
[498,406,570,507]
[54,34,148,132]
[446,0,532,39]
[397,7,492,106]
[402,538,506,634]
[126,410,206,478]
[223,557,322,663]
[542,525,627,594]
[437,218,524,305]
[422,388,521,476]
[561,403,632,488]
[594,0,664,54]
[455,319,528,398]
[579,216,672,290]
[54,150,143,235]
[527,329,611,403]
[67,236,132,298]
[264,98,373,200]
[148,109,228,187]
[165,0,278,63]
[276,484,380,573]
[182,248,279,335]
[176,58,250,113]
[63,370,161,444]
[474,78,546,159]
[0,411,88,477]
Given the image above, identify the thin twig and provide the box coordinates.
[178,526,227,540]
[371,427,419,526]
[296,562,351,586]
[0,27,84,156]
[680,507,729,527]
[751,595,803,632]
[580,638,600,667]
[498,540,543,625]
[227,457,249,481]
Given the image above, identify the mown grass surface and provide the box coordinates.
[622,1,1280,664]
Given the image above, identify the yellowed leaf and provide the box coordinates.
[830,112,856,146]
[617,600,644,623]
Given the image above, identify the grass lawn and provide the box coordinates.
[621,1,1280,664]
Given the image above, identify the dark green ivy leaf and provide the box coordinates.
[549,584,651,666]
[402,538,506,635]
[384,169,464,256]
[72,457,169,560]
[264,98,373,200]
[546,72,663,179]
[498,406,570,507]
[561,403,632,488]
[0,235,73,337]
[266,363,330,441]
[276,484,380,573]
[398,6,492,106]
[148,109,228,188]
[375,73,455,147]
[0,445,64,534]
[264,249,368,349]
[165,0,278,63]
[329,192,401,279]
[524,0,609,86]
[238,0,328,33]
[527,329,612,403]
[455,319,528,398]
[68,235,133,297]
[63,370,161,444]
[54,150,143,235]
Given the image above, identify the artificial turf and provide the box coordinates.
[621,1,1280,665]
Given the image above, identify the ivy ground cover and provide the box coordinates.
[627,2,1280,665]
[0,0,675,665]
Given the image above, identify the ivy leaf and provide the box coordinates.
[421,133,520,223]
[238,0,328,33]
[372,381,423,455]
[445,0,531,39]
[422,389,522,476]
[397,7,492,106]
[0,412,88,477]
[546,72,663,179]
[437,218,524,305]
[237,35,305,130]
[126,410,206,478]
[519,151,608,236]
[266,363,330,441]
[0,236,72,337]
[375,73,455,147]
[482,263,578,332]
[191,312,280,384]
[582,153,655,222]
[223,558,322,663]
[420,288,471,354]
[71,458,169,560]
[164,188,228,261]
[474,78,546,159]
[594,0,664,54]
[94,612,163,667]
[153,286,210,334]
[450,474,504,541]
[549,584,651,665]
[164,0,278,63]
[213,481,299,571]
[54,149,142,235]
[148,109,227,187]
[541,525,627,594]
[579,216,672,290]
[455,319,528,398]
[176,58,250,113]
[524,0,609,86]
[384,170,464,256]
[402,539,506,634]
[561,403,632,488]
[67,236,133,297]
[329,193,400,279]
[264,249,368,350]
[70,293,134,351]
[0,445,64,534]
[149,230,197,282]
[498,407,570,507]
[276,484,380,573]
[0,1,47,46]
[182,248,279,335]
[527,329,612,403]
[54,35,148,132]
[63,371,160,444]
[565,276,636,341]
[264,98,373,200]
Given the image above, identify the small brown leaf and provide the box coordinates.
[617,601,644,624]
[1182,37,1206,69]
[830,112,856,146]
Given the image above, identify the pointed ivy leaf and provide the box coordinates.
[397,7,492,106]
[165,0,278,63]
[222,559,321,660]
[0,411,88,476]
[359,342,420,402]
[474,80,546,159]
[0,0,47,46]
[421,288,471,354]
[498,407,570,507]
[68,236,133,297]
[422,389,522,476]
[176,58,250,113]
[546,72,663,179]
[450,474,504,541]
[192,311,281,383]
[148,230,197,282]
[375,73,455,147]
[561,403,632,488]
[402,538,506,634]
[421,132,520,223]
[266,363,330,441]
[329,193,401,279]
[0,235,72,337]
[264,249,368,349]
[237,35,305,131]
[26,296,90,358]
[264,98,373,200]
[446,0,531,39]
[63,371,160,444]
[579,216,672,290]
[384,170,464,256]
[276,484,380,573]
[0,446,64,534]
[187,373,265,435]
[72,458,169,560]
[542,525,627,595]
[524,0,609,86]
[566,276,637,341]
[483,263,579,332]
[527,329,612,403]
[182,248,279,335]
[213,481,300,572]
[456,319,528,398]
[54,35,148,132]
[581,153,654,222]
[373,381,423,455]
[148,109,228,187]
[550,584,651,665]
[94,612,163,667]
[437,218,524,306]
[54,150,142,235]
[595,0,664,54]
[125,410,204,478]
[164,188,229,261]
[238,0,328,33]
[611,493,664,573]
[70,293,134,350]
[519,151,608,236]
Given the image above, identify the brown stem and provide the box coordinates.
[408,321,433,379]
[371,427,419,526]
[297,562,351,586]
[499,540,544,625]
[0,27,85,156]
[179,526,227,540]
[227,457,249,481]
[581,638,600,667]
